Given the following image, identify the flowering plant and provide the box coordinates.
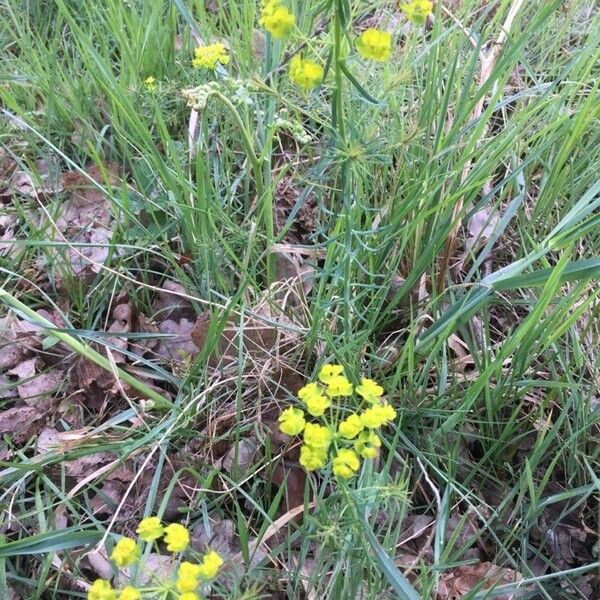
[88,517,223,600]
[279,364,397,479]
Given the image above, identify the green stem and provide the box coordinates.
[213,91,275,283]
[0,288,172,410]
[333,3,346,144]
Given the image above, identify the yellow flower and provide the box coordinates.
[179,594,200,600]
[380,403,397,423]
[260,1,295,39]
[279,406,306,436]
[297,382,331,416]
[354,431,381,459]
[332,449,360,478]
[356,28,392,61]
[303,422,332,450]
[136,516,164,541]
[110,537,139,568]
[176,561,202,592]
[164,523,190,552]
[144,76,157,92]
[400,0,434,26]
[176,576,198,593]
[360,403,397,429]
[192,43,230,70]
[338,414,364,439]
[118,587,141,600]
[289,55,324,90]
[88,580,116,600]
[178,561,202,579]
[318,363,344,384]
[305,393,331,417]
[197,550,224,579]
[326,375,353,397]
[299,444,328,470]
[297,382,323,400]
[355,377,384,403]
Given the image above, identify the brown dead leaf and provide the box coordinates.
[0,375,18,400]
[466,206,501,252]
[192,519,239,559]
[191,306,294,367]
[0,214,18,258]
[71,356,122,410]
[0,405,47,444]
[437,562,524,600]
[104,301,132,363]
[63,452,116,479]
[8,357,63,404]
[152,280,195,321]
[221,437,260,480]
[274,175,317,246]
[0,316,32,369]
[155,317,197,363]
[32,164,118,283]
[266,460,307,515]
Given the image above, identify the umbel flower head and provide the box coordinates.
[118,587,141,600]
[356,378,384,403]
[332,449,361,478]
[144,76,157,92]
[88,580,115,600]
[289,55,324,90]
[360,403,397,428]
[88,519,224,600]
[192,43,230,70]
[400,0,434,26]
[110,537,139,567]
[198,550,225,579]
[298,382,331,416]
[338,413,363,439]
[279,406,306,435]
[260,0,295,39]
[326,375,353,397]
[164,523,190,552]
[136,516,164,541]
[356,28,392,61]
[355,431,381,459]
[303,422,332,450]
[299,445,328,470]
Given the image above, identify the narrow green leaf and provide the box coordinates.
[355,504,422,600]
[339,61,382,105]
[0,528,102,558]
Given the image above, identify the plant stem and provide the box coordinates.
[333,2,346,144]
[213,91,274,284]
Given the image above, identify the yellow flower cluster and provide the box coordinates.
[278,364,397,479]
[356,28,392,62]
[176,551,224,595]
[192,43,230,70]
[400,0,434,26]
[289,55,324,90]
[260,0,295,39]
[88,517,223,600]
[144,76,157,92]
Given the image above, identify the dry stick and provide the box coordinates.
[437,0,526,290]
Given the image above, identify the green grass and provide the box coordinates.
[1,0,599,598]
